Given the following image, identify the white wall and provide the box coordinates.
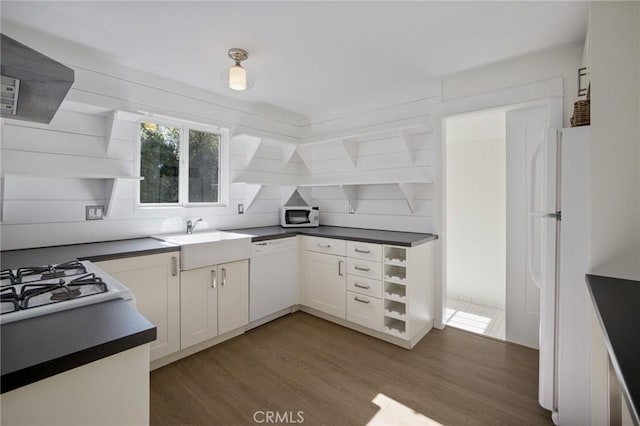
[0,19,583,253]
[445,112,506,308]
[0,22,306,250]
[589,2,640,281]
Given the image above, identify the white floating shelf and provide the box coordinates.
[1,173,143,218]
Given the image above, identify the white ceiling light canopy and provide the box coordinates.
[228,48,250,91]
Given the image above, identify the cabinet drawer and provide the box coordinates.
[347,241,382,262]
[346,258,382,280]
[305,236,346,256]
[346,291,383,331]
[346,275,382,298]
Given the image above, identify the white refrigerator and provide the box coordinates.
[531,126,591,425]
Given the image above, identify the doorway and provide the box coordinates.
[444,110,507,340]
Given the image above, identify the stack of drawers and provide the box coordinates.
[345,241,384,331]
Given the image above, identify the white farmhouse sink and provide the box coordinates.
[155,231,252,270]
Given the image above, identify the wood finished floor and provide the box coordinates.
[150,312,551,426]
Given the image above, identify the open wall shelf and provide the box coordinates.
[1,173,142,218]
[231,123,433,213]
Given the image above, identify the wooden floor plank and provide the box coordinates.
[150,312,551,426]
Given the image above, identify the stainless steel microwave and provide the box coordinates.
[281,206,319,227]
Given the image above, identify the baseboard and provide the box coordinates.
[150,327,245,370]
[298,306,433,350]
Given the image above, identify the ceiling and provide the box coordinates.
[0,1,589,120]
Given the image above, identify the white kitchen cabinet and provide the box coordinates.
[95,252,180,361]
[300,236,436,348]
[181,260,248,349]
[217,260,249,335]
[346,291,383,331]
[180,265,219,349]
[302,251,346,319]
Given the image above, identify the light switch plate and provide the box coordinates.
[86,205,104,220]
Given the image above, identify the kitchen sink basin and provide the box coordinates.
[155,231,252,270]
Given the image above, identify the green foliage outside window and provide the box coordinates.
[139,122,221,204]
[140,122,180,203]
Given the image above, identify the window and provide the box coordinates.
[138,120,225,206]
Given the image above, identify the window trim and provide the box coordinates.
[135,117,229,208]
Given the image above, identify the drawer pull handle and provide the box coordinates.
[354,297,370,304]
[211,270,217,289]
[338,260,344,276]
[171,256,178,276]
[317,243,331,248]
[221,268,227,286]
[354,248,371,254]
[354,283,370,289]
[354,265,371,272]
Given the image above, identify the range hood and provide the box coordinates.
[1,34,74,124]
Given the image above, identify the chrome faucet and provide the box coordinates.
[186,218,203,234]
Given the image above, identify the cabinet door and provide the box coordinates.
[303,251,346,319]
[96,252,180,361]
[218,260,249,335]
[180,266,218,349]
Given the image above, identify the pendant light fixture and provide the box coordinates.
[228,48,249,91]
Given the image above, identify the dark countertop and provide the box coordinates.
[586,274,640,424]
[226,225,438,247]
[1,299,156,394]
[1,237,179,270]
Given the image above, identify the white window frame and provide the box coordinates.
[135,117,229,208]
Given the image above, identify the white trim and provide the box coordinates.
[135,116,228,208]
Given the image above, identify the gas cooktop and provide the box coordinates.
[0,259,133,324]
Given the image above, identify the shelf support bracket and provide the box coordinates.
[296,144,314,172]
[244,184,263,212]
[104,178,120,217]
[340,138,358,167]
[340,185,359,212]
[397,182,416,213]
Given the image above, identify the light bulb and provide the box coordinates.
[229,64,246,91]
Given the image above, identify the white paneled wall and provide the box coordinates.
[309,131,435,233]
[0,108,292,250]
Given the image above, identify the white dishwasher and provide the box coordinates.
[249,237,298,327]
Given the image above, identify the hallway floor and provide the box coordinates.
[446,298,506,340]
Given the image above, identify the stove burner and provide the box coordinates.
[1,286,19,313]
[15,260,88,283]
[50,287,82,301]
[1,269,16,285]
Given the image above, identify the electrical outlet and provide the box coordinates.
[237,203,244,214]
[86,205,104,220]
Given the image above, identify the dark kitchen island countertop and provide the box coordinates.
[226,225,438,247]
[0,237,179,270]
[586,274,640,424]
[1,299,156,394]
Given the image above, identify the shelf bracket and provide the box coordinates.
[397,183,416,213]
[340,185,359,212]
[232,134,263,168]
[244,184,263,212]
[340,138,358,167]
[105,111,120,156]
[400,129,417,163]
[104,178,120,217]
[280,143,298,170]
[296,144,314,172]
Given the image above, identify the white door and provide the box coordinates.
[181,266,218,349]
[505,105,550,349]
[218,260,249,335]
[303,251,346,319]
